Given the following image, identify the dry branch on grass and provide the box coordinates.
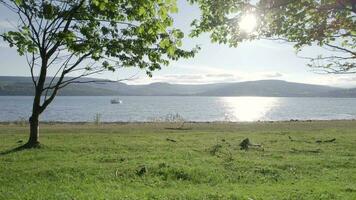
[290,148,322,154]
[289,136,336,144]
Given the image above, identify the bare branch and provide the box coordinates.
[25,52,38,87]
[325,43,356,56]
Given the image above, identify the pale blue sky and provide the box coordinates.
[0,0,355,87]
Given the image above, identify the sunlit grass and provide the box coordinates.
[0,121,356,199]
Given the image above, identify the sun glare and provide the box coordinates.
[221,97,278,121]
[239,13,257,33]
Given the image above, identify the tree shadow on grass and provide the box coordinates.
[0,143,41,156]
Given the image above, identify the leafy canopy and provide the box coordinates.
[1,0,197,77]
[190,0,355,73]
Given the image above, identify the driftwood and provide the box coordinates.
[166,138,177,143]
[239,138,262,150]
[316,138,336,143]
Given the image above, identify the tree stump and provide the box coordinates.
[239,138,251,150]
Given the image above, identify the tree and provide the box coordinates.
[190,0,355,73]
[0,0,196,148]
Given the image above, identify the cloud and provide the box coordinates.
[164,74,204,80]
[124,64,286,85]
[0,20,16,49]
[205,73,235,78]
[336,76,356,82]
[0,41,10,48]
[126,73,219,84]
[0,20,16,29]
[107,63,356,88]
[175,64,228,74]
[302,74,356,88]
[263,72,283,78]
[242,39,295,50]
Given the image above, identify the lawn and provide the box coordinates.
[0,121,355,200]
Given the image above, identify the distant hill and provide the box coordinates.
[1,76,355,97]
[325,88,356,98]
[0,76,118,96]
[197,80,339,97]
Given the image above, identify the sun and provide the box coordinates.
[239,13,257,33]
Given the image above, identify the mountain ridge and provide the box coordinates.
[0,76,355,97]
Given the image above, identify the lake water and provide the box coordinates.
[1,96,356,122]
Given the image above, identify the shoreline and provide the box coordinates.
[1,119,356,125]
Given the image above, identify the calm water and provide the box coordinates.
[0,96,356,122]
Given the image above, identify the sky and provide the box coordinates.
[0,0,355,87]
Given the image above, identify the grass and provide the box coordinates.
[0,121,356,200]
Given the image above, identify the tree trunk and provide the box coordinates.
[27,114,40,147]
[25,83,43,148]
[24,57,48,148]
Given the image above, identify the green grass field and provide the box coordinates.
[0,121,356,200]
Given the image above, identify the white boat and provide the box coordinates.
[110,99,122,104]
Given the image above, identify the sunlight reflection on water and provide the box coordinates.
[1,96,356,122]
[220,97,279,121]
